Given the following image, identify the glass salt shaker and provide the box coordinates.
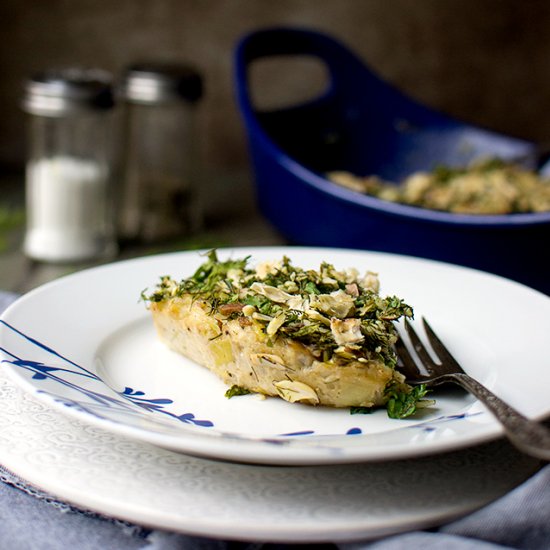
[22,68,117,263]
[118,63,203,243]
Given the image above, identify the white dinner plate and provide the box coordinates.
[0,370,539,543]
[1,246,550,465]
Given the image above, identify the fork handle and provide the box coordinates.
[447,372,550,461]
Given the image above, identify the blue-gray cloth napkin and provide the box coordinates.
[0,290,549,550]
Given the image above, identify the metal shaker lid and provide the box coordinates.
[122,63,203,104]
[23,68,114,116]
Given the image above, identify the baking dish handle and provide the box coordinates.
[235,27,369,115]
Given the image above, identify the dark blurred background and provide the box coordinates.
[1,0,550,220]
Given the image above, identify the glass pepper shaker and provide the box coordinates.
[22,68,117,263]
[118,63,203,243]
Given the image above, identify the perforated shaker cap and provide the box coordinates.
[122,63,203,104]
[23,68,114,116]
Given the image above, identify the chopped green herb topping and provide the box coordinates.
[225,385,252,399]
[350,384,432,418]
[350,406,375,415]
[142,250,413,368]
[385,383,432,419]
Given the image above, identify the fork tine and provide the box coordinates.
[394,337,424,382]
[422,317,465,374]
[404,319,440,373]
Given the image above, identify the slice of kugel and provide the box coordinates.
[144,250,416,410]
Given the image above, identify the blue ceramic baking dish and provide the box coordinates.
[235,27,550,294]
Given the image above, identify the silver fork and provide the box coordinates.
[395,317,550,461]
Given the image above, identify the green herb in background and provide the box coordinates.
[0,206,25,252]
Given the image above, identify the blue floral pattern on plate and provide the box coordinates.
[1,320,214,428]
